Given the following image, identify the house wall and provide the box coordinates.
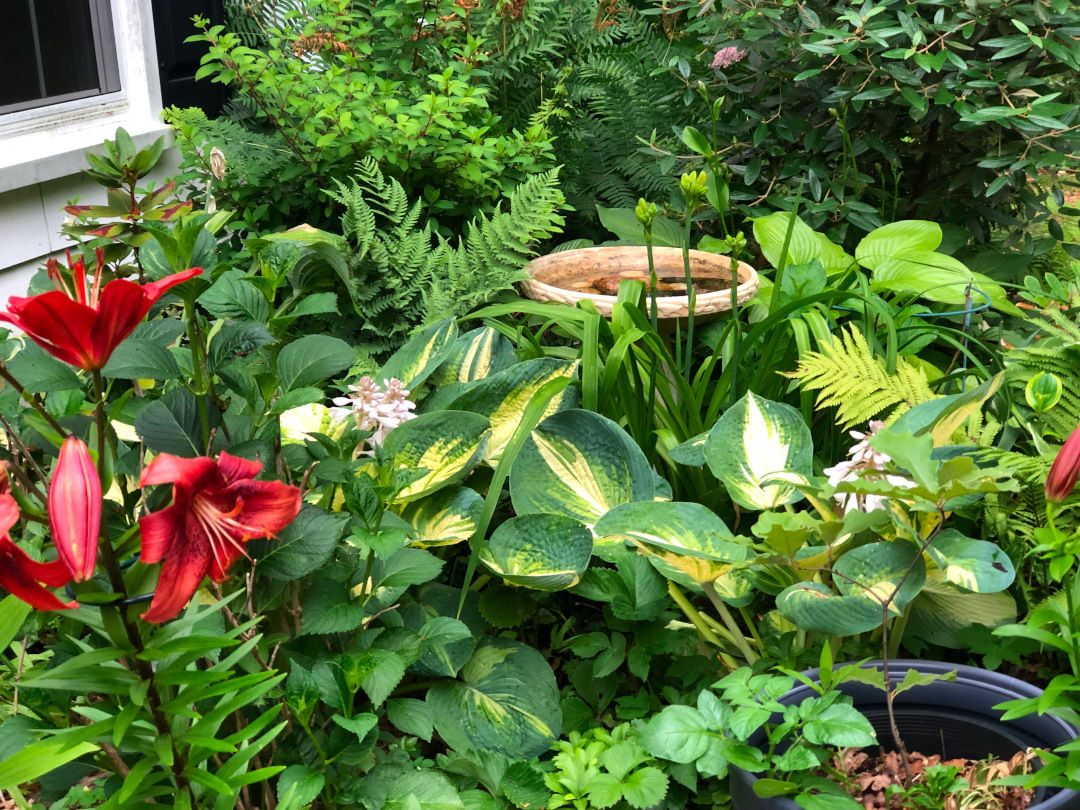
[0,0,173,301]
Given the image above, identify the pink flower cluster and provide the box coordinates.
[331,376,417,448]
[712,46,747,69]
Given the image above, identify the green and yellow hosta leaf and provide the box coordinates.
[449,358,579,464]
[510,410,654,528]
[481,514,593,591]
[401,486,484,548]
[704,392,812,511]
[437,326,517,385]
[752,211,854,275]
[427,637,562,758]
[383,411,490,502]
[595,501,748,570]
[776,582,883,636]
[280,403,346,445]
[923,530,1014,593]
[379,318,459,390]
[906,576,1017,648]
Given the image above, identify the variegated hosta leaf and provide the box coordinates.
[449,358,580,464]
[427,637,562,758]
[437,326,517,386]
[481,514,592,591]
[400,486,484,548]
[378,318,459,390]
[669,432,708,466]
[383,410,490,502]
[777,541,925,635]
[280,403,346,444]
[906,576,1017,648]
[923,530,1014,593]
[704,392,812,511]
[510,410,654,528]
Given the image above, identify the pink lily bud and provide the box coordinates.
[49,437,102,581]
[1046,426,1080,504]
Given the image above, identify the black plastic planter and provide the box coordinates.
[729,660,1080,810]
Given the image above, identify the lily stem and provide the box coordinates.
[185,302,212,452]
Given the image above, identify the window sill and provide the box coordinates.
[0,108,171,194]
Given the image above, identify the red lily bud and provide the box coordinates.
[49,437,101,581]
[1046,426,1080,503]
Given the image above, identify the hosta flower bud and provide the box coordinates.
[210,147,227,181]
[1046,425,1080,503]
[635,199,657,227]
[1026,372,1063,414]
[49,437,101,581]
[679,171,708,204]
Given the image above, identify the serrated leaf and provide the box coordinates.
[200,270,269,321]
[102,339,181,380]
[386,698,434,741]
[277,335,356,393]
[249,505,348,580]
[300,579,365,635]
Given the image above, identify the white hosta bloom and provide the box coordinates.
[822,421,911,513]
[331,376,416,449]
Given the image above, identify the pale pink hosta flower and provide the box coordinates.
[822,421,912,514]
[712,46,746,69]
[330,376,416,451]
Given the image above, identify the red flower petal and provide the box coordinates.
[141,528,213,623]
[232,480,302,538]
[49,438,101,581]
[217,453,262,486]
[0,293,97,368]
[138,504,181,565]
[0,537,74,610]
[141,454,218,491]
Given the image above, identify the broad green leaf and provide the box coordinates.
[380,318,459,390]
[834,541,926,614]
[332,712,378,741]
[427,637,561,758]
[437,326,517,385]
[481,514,593,591]
[597,205,684,247]
[8,342,82,392]
[362,767,465,810]
[640,705,712,763]
[135,388,218,458]
[277,765,324,806]
[448,358,579,463]
[199,269,269,321]
[802,703,877,747]
[669,432,708,466]
[384,411,490,501]
[386,698,434,741]
[400,584,483,678]
[401,486,484,548]
[510,410,654,527]
[923,530,1015,593]
[621,767,669,810]
[776,582,883,636]
[796,790,864,810]
[704,392,812,511]
[594,501,749,584]
[752,212,854,275]
[102,339,181,380]
[0,596,32,651]
[300,579,365,635]
[249,505,348,580]
[207,321,276,370]
[277,334,356,393]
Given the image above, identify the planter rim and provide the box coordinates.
[729,659,1080,810]
[520,245,760,318]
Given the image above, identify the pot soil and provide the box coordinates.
[520,246,759,319]
[729,661,1080,810]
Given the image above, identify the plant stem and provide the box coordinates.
[0,362,68,438]
[185,302,212,451]
[702,580,758,664]
[681,209,696,378]
[646,237,658,332]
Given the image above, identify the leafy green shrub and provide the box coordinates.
[165,0,557,232]
[699,0,1080,248]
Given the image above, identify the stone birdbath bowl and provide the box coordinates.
[520,246,759,320]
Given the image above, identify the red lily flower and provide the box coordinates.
[138,453,301,623]
[1047,425,1080,503]
[0,494,75,611]
[49,437,101,582]
[0,248,201,371]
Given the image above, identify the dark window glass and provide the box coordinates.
[0,0,120,113]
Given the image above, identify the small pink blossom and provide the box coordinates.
[822,421,912,514]
[330,376,416,451]
[712,47,746,69]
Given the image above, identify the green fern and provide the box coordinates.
[320,159,565,354]
[785,326,937,430]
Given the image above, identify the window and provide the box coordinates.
[1,0,121,115]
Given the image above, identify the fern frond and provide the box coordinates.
[786,326,937,429]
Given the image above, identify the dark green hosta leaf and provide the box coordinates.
[481,514,593,591]
[277,334,356,394]
[427,637,561,758]
[401,486,483,548]
[379,318,458,390]
[776,582,884,636]
[448,357,579,463]
[199,269,269,321]
[102,339,181,380]
[6,343,81,392]
[704,392,812,511]
[510,410,654,528]
[249,505,348,580]
[383,410,490,502]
